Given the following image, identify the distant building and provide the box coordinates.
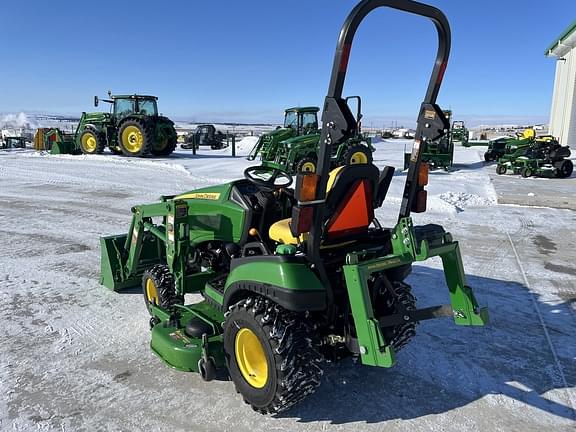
[546,20,576,146]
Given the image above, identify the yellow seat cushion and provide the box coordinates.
[269,218,308,245]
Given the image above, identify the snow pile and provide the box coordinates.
[438,191,496,210]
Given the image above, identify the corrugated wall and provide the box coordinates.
[550,47,576,146]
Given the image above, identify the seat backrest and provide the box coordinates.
[323,164,380,241]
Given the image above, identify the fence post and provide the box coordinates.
[232,135,236,157]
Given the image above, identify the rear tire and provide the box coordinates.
[371,275,417,352]
[118,119,154,157]
[223,296,322,414]
[344,145,372,165]
[142,265,182,315]
[79,129,105,155]
[554,159,573,178]
[151,116,178,156]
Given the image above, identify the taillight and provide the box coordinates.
[295,173,319,203]
[290,205,314,237]
[413,190,427,213]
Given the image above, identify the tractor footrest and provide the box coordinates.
[379,304,453,328]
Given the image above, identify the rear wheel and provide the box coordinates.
[344,145,372,165]
[151,117,178,156]
[142,264,182,315]
[223,296,322,414]
[79,129,105,155]
[496,164,506,175]
[484,152,492,162]
[296,156,317,173]
[371,275,417,352]
[118,119,153,157]
[555,159,573,178]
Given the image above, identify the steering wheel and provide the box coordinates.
[244,165,293,191]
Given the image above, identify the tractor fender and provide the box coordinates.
[223,257,326,312]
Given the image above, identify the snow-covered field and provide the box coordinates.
[0,140,575,431]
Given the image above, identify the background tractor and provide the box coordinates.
[247,106,320,164]
[100,0,487,414]
[450,120,469,145]
[75,93,177,157]
[404,109,453,170]
[248,99,373,174]
[0,136,26,149]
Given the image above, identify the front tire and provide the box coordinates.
[142,264,182,315]
[520,167,532,178]
[496,164,506,175]
[344,145,372,165]
[223,296,322,414]
[79,129,105,155]
[296,156,317,173]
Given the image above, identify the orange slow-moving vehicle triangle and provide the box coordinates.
[327,180,373,236]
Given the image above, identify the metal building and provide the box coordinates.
[546,20,576,146]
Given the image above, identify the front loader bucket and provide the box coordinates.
[100,234,133,291]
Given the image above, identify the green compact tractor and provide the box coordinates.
[100,0,487,414]
[75,93,177,157]
[247,106,320,164]
[404,109,453,170]
[248,101,373,174]
[451,120,468,145]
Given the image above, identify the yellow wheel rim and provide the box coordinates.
[81,133,97,153]
[235,328,268,388]
[122,125,144,153]
[145,278,159,305]
[350,151,368,164]
[301,161,316,172]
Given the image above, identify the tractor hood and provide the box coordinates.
[281,133,321,147]
[266,127,294,142]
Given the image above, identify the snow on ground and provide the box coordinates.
[0,141,575,431]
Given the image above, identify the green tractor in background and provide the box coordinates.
[75,93,177,157]
[248,100,373,174]
[404,109,453,170]
[100,0,487,414]
[451,120,468,145]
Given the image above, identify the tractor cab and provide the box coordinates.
[112,95,159,119]
[283,107,319,135]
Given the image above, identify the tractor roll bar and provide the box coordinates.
[308,0,451,312]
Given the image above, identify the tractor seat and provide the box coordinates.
[269,164,392,245]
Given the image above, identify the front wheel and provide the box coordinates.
[520,167,532,178]
[296,156,317,173]
[142,264,182,315]
[79,129,105,154]
[223,296,322,414]
[343,145,372,165]
[496,164,506,175]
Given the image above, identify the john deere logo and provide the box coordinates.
[176,192,221,200]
